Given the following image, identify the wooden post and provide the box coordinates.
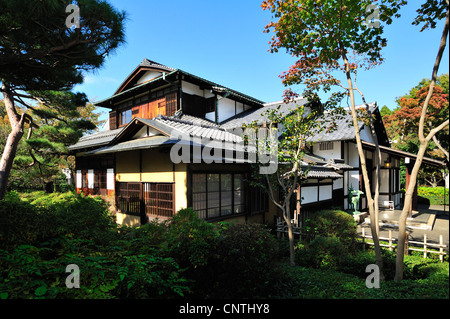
[362,227,366,251]
[405,231,409,256]
[439,235,444,263]
[423,234,427,259]
[389,230,393,251]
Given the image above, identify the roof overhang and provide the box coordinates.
[361,141,446,167]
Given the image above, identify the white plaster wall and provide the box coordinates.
[132,126,161,139]
[88,169,94,189]
[218,97,237,122]
[312,141,341,161]
[301,186,318,204]
[319,185,332,201]
[380,169,389,193]
[181,80,215,98]
[76,170,81,188]
[107,168,114,190]
[348,170,360,191]
[348,142,360,167]
[137,71,162,84]
[333,177,343,189]
[205,111,215,122]
[182,80,204,96]
[236,102,244,115]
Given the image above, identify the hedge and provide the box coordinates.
[417,186,449,205]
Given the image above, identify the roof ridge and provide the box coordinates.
[157,114,225,131]
[140,58,176,71]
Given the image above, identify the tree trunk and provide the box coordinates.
[284,200,296,266]
[395,143,427,281]
[395,8,449,281]
[341,49,384,280]
[0,87,25,200]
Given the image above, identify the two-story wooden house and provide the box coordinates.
[69,59,445,226]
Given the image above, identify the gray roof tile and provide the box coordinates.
[220,98,309,129]
[307,102,377,142]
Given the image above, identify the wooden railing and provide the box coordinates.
[360,228,448,262]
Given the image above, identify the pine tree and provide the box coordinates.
[0,0,126,199]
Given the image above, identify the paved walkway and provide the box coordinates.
[358,204,449,251]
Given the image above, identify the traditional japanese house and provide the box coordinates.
[69,59,445,226]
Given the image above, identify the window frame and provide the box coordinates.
[191,172,249,220]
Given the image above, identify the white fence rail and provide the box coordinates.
[275,219,448,262]
[360,228,448,262]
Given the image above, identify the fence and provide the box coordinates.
[360,228,448,262]
[276,219,448,262]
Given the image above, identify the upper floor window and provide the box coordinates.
[119,109,132,126]
[319,142,334,151]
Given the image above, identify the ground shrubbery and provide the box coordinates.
[0,192,189,299]
[0,194,281,299]
[295,209,359,269]
[0,194,448,299]
[417,186,449,205]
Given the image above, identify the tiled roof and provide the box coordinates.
[67,127,123,151]
[307,102,378,143]
[220,98,309,129]
[154,115,244,144]
[86,136,172,155]
[176,113,220,128]
[305,168,343,179]
[139,58,176,72]
[69,99,380,160]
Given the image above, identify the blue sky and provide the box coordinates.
[74,0,449,120]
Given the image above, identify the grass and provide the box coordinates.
[272,260,449,299]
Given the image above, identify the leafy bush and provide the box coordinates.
[339,248,397,280]
[0,192,190,299]
[166,208,219,269]
[0,191,117,248]
[295,236,347,270]
[0,238,189,299]
[301,209,358,251]
[417,186,449,205]
[273,262,449,299]
[213,223,280,298]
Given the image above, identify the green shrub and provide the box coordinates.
[166,208,219,269]
[417,186,449,205]
[0,191,117,248]
[213,223,279,298]
[301,209,358,250]
[295,236,347,270]
[0,238,189,299]
[339,248,397,280]
[0,192,190,299]
[30,192,117,243]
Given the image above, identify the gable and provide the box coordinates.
[114,59,176,95]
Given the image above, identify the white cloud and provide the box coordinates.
[83,75,119,85]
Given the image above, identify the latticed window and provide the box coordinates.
[143,182,174,218]
[319,142,334,150]
[165,92,177,116]
[116,182,142,216]
[192,173,246,220]
[116,182,174,218]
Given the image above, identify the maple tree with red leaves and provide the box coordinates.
[384,76,449,187]
[262,0,449,281]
